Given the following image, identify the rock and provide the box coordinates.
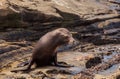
[0,0,120,79]
[85,57,102,68]
[0,0,120,30]
[98,19,120,29]
[0,45,21,54]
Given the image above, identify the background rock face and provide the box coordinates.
[0,0,120,28]
[0,0,120,79]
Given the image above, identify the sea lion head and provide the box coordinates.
[55,28,76,45]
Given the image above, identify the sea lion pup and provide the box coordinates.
[11,28,76,72]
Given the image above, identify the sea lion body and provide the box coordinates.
[12,28,76,72]
[29,28,75,68]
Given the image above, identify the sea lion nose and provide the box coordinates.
[69,37,75,43]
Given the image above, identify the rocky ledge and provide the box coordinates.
[0,0,120,79]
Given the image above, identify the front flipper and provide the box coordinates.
[53,52,74,67]
[55,62,74,67]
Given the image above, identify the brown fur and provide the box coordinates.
[12,28,75,72]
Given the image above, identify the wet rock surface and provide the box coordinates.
[0,0,120,79]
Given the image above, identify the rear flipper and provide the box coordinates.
[11,67,30,73]
[11,59,34,73]
[17,60,30,67]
